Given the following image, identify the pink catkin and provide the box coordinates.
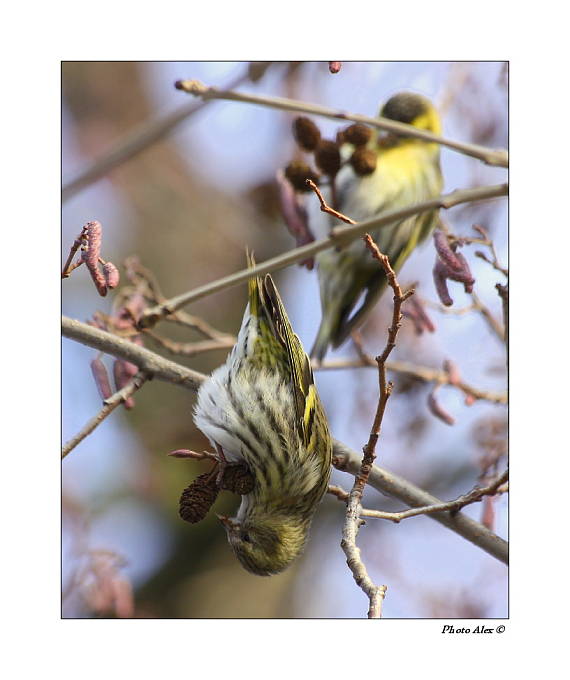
[82,221,107,296]
[90,357,113,401]
[433,260,454,306]
[404,296,436,334]
[276,170,315,269]
[451,252,475,291]
[427,390,455,425]
[433,230,463,271]
[103,262,120,289]
[113,360,136,409]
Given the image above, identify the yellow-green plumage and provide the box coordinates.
[311,92,443,360]
[194,256,332,575]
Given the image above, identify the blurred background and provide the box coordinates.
[62,61,508,618]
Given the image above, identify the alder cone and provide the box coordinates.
[220,464,255,495]
[179,473,219,524]
[350,147,377,176]
[314,140,341,176]
[292,116,321,151]
[343,123,373,147]
[284,161,320,192]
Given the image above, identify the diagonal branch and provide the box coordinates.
[175,79,508,168]
[138,183,508,329]
[62,371,148,458]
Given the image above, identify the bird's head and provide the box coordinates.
[217,511,310,576]
[380,92,441,135]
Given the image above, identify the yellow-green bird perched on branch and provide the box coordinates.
[310,92,444,361]
[194,255,332,575]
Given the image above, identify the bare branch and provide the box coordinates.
[316,357,507,405]
[329,469,508,522]
[62,316,508,565]
[471,290,505,342]
[333,442,508,565]
[306,179,356,225]
[340,234,412,618]
[62,316,204,392]
[62,371,148,458]
[142,328,235,357]
[175,79,508,167]
[138,183,508,329]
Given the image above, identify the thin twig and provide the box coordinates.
[62,226,88,278]
[62,371,148,458]
[162,310,235,342]
[315,357,507,405]
[142,328,235,357]
[340,234,411,618]
[471,291,505,342]
[329,470,508,522]
[138,183,508,329]
[306,179,356,225]
[333,441,508,565]
[62,316,508,564]
[175,79,508,168]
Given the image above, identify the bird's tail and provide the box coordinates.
[310,318,333,363]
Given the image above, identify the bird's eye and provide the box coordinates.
[241,532,252,544]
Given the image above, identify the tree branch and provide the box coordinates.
[62,315,508,565]
[138,183,508,329]
[316,357,507,405]
[332,441,508,565]
[62,316,204,392]
[329,469,508,522]
[62,371,148,458]
[175,79,509,168]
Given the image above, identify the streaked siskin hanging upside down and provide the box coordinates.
[194,256,332,575]
[310,92,444,361]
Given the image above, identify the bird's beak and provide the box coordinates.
[216,514,238,532]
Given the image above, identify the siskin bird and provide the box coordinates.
[310,92,444,361]
[193,255,332,576]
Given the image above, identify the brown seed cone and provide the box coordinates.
[350,147,377,176]
[284,161,320,192]
[314,140,341,176]
[292,117,321,151]
[220,464,255,495]
[343,123,373,147]
[179,473,219,524]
